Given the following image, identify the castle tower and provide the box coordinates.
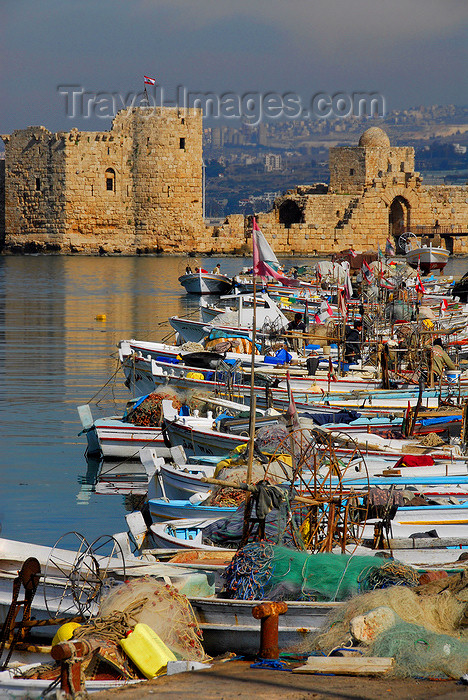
[1,106,204,252]
[329,126,415,194]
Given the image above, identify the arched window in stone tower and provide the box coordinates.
[278,200,303,229]
[105,168,116,192]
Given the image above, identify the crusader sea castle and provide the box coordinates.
[1,107,467,255]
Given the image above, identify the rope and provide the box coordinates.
[73,598,147,643]
[358,561,420,591]
[86,357,123,406]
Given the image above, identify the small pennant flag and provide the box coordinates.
[361,260,374,284]
[439,299,448,316]
[349,248,357,258]
[385,238,395,256]
[415,272,426,294]
[320,300,334,317]
[338,291,347,320]
[144,76,156,85]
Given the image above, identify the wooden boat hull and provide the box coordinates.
[178,272,232,295]
[86,417,171,459]
[406,246,450,273]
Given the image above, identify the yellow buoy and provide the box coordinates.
[52,622,81,646]
[95,314,107,321]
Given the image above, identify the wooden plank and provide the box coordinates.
[363,537,468,549]
[293,656,394,676]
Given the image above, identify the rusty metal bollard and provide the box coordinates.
[51,638,101,697]
[252,601,288,659]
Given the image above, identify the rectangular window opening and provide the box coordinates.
[179,137,186,150]
[106,178,114,191]
[35,178,41,191]
[349,168,355,176]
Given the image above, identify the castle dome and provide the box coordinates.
[358,127,390,148]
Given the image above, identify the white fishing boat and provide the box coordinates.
[406,243,450,273]
[178,269,232,295]
[364,501,468,539]
[401,232,450,273]
[82,415,171,459]
[169,292,289,344]
[149,518,228,551]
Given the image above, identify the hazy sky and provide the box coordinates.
[1,0,467,133]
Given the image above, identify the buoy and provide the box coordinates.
[95,314,107,321]
[52,622,82,646]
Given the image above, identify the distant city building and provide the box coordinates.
[264,153,282,172]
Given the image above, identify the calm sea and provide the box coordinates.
[0,254,467,547]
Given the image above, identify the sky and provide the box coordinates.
[1,0,467,134]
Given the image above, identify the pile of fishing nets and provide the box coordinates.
[124,390,182,427]
[96,577,207,661]
[22,578,208,684]
[213,440,294,484]
[222,542,419,601]
[312,571,468,678]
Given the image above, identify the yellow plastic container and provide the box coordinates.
[120,623,177,678]
[52,622,81,646]
[186,371,204,380]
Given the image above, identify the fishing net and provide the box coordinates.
[313,582,468,655]
[125,390,182,427]
[369,620,468,679]
[222,543,417,601]
[98,577,207,661]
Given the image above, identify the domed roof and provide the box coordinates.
[358,127,390,148]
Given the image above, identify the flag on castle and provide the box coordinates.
[361,260,375,284]
[144,76,156,85]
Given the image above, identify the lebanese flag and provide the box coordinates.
[362,260,374,284]
[144,76,156,85]
[320,300,333,317]
[349,248,357,258]
[338,290,347,320]
[440,299,448,316]
[252,218,291,283]
[415,272,426,294]
[285,371,300,430]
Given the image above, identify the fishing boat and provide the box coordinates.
[169,292,289,344]
[401,232,450,273]
[178,269,233,295]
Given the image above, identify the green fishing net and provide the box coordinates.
[223,543,417,601]
[370,620,468,679]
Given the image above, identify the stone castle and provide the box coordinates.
[1,111,467,255]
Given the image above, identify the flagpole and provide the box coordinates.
[241,216,258,545]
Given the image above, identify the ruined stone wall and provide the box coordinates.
[1,127,67,251]
[61,126,133,248]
